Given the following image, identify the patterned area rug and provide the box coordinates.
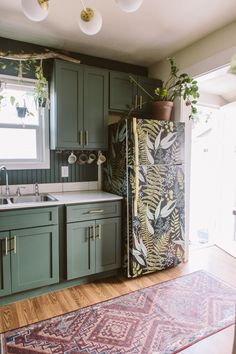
[1,270,236,354]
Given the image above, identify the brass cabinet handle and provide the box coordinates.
[85,130,89,145]
[79,130,83,145]
[140,95,143,109]
[13,236,16,254]
[88,210,104,214]
[135,94,138,109]
[96,225,102,239]
[5,237,8,256]
[89,226,95,241]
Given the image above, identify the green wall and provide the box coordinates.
[0,150,98,185]
[0,36,147,185]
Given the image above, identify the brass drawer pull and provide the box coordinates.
[140,95,143,109]
[88,210,104,214]
[85,130,89,145]
[13,236,17,254]
[5,237,8,256]
[135,94,138,109]
[96,225,102,239]
[79,130,83,145]
[89,226,95,241]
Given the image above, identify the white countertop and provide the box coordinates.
[0,191,123,211]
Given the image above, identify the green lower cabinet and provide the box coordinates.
[0,232,11,297]
[67,220,96,280]
[95,218,121,273]
[10,225,59,294]
[67,217,121,280]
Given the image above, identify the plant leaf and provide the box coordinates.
[146,217,154,235]
[146,147,154,164]
[160,132,177,149]
[155,129,162,149]
[139,172,145,183]
[140,238,148,257]
[146,205,154,220]
[146,133,154,150]
[160,200,176,218]
[155,200,162,220]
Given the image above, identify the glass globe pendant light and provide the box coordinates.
[21,0,49,22]
[116,0,143,13]
[78,0,102,36]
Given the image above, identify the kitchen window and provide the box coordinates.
[0,75,49,169]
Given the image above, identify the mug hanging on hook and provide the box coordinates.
[68,151,77,164]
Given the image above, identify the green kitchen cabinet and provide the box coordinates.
[109,71,162,116]
[0,207,59,298]
[11,226,59,293]
[50,60,84,150]
[84,67,108,149]
[137,76,162,116]
[67,220,96,279]
[0,232,11,297]
[109,71,136,111]
[50,60,108,150]
[67,218,121,280]
[95,218,121,273]
[66,201,122,280]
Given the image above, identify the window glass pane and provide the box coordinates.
[0,128,37,159]
[0,80,38,125]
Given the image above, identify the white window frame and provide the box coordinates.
[0,74,50,170]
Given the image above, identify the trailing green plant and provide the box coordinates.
[34,60,49,108]
[10,97,34,118]
[0,49,81,113]
[130,57,200,119]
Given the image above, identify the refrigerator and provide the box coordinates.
[103,118,185,278]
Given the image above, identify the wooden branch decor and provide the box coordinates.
[0,50,80,64]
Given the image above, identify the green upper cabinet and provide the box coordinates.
[50,60,109,150]
[84,67,108,149]
[109,71,162,116]
[50,60,83,150]
[137,76,162,116]
[0,232,11,297]
[109,72,136,112]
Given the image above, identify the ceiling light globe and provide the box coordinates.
[115,0,143,13]
[78,8,102,35]
[21,0,49,22]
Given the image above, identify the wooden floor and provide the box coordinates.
[1,245,236,353]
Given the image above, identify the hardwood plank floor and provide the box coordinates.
[0,245,236,353]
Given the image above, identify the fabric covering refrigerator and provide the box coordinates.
[103,118,185,278]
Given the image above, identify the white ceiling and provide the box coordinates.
[0,0,236,66]
[198,66,236,103]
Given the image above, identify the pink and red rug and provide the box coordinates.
[1,270,236,354]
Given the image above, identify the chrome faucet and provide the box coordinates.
[0,165,10,196]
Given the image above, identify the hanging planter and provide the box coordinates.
[16,106,27,118]
[0,49,81,112]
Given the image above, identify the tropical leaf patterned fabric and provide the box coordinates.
[103,119,185,278]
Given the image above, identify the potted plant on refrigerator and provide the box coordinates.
[130,57,200,120]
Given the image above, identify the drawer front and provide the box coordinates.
[0,207,58,232]
[67,201,121,222]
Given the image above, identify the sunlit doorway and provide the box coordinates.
[189,66,236,256]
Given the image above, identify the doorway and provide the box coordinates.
[189,67,236,256]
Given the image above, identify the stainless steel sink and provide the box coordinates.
[9,194,58,204]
